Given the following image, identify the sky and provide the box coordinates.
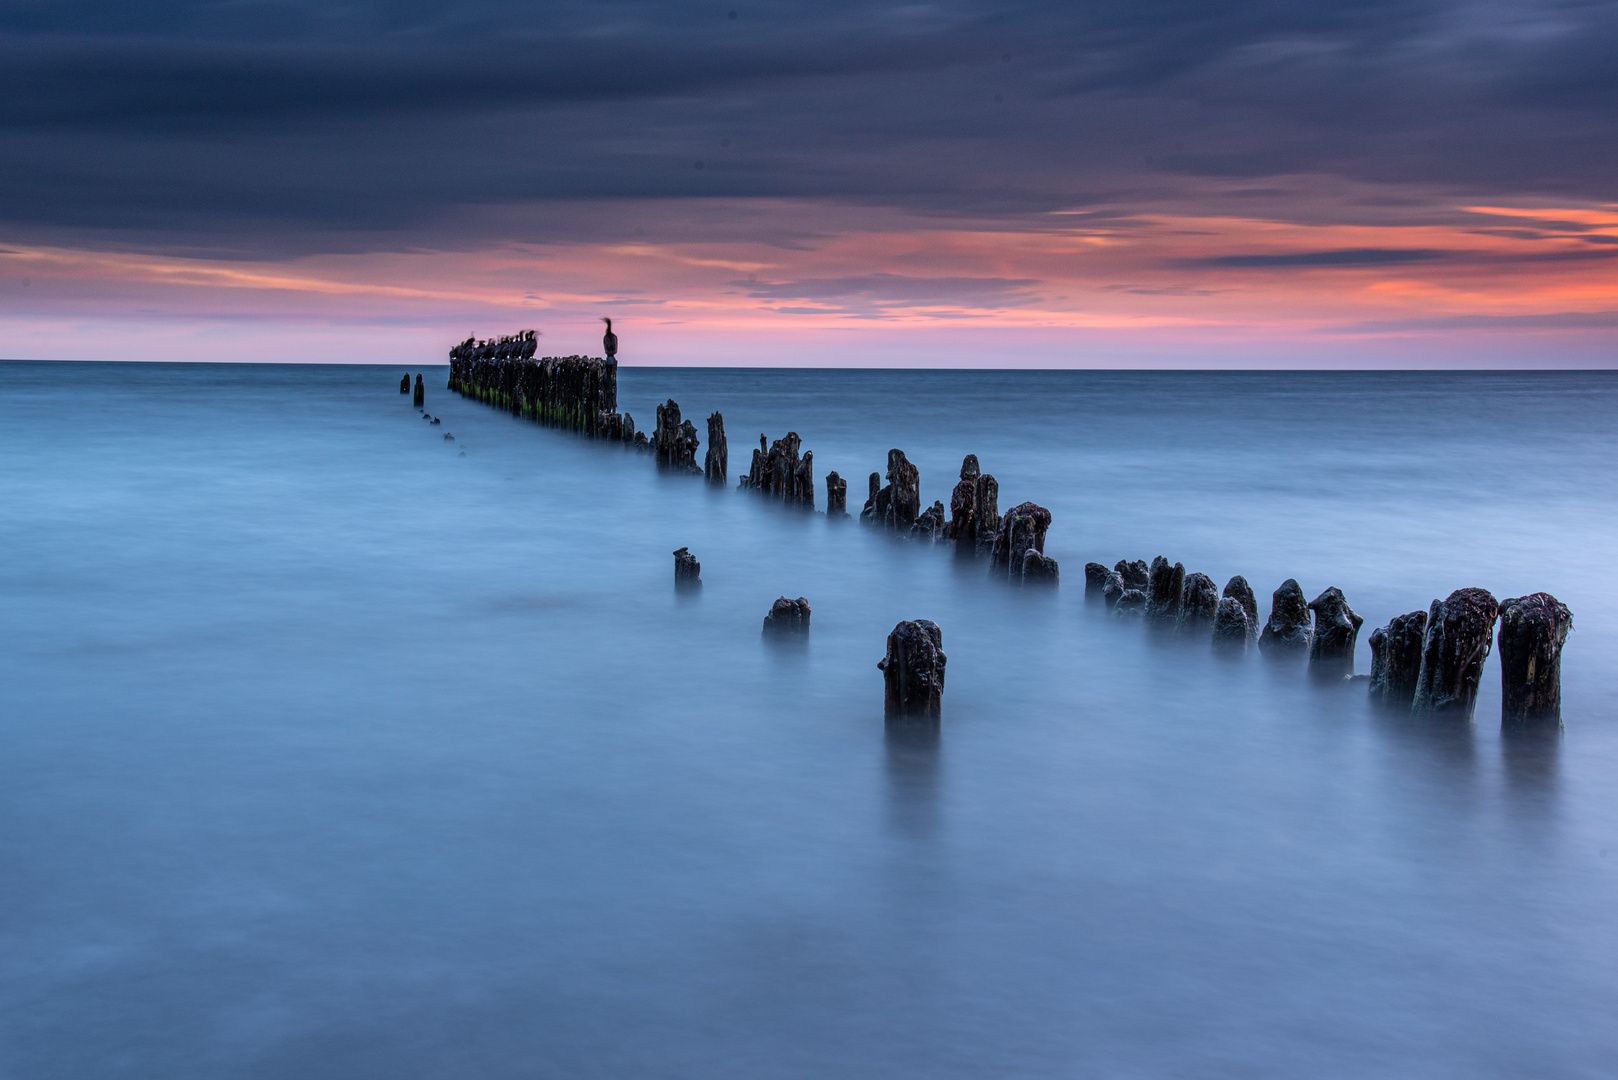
[1,0,1616,367]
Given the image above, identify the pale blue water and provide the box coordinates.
[2,362,1615,1079]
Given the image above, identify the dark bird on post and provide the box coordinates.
[602,317,618,361]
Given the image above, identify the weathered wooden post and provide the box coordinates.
[673,547,702,590]
[1212,597,1252,652]
[1257,579,1312,656]
[1116,559,1149,590]
[1307,587,1363,678]
[1411,588,1499,719]
[1111,589,1147,617]
[884,449,920,531]
[1498,592,1573,728]
[1222,576,1259,642]
[1102,570,1127,609]
[1084,562,1112,599]
[399,373,410,394]
[1021,550,1060,586]
[413,374,425,407]
[1177,572,1219,636]
[879,620,946,720]
[762,597,811,637]
[825,471,848,517]
[860,471,882,524]
[654,400,701,473]
[1368,610,1427,709]
[705,412,727,484]
[1144,557,1185,624]
[991,502,1053,583]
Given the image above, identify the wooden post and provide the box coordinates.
[1498,593,1573,728]
[879,620,946,720]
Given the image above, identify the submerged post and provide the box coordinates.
[879,620,946,721]
[1411,588,1499,719]
[1498,592,1573,728]
[413,374,425,407]
[399,373,410,394]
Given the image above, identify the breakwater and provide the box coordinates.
[416,341,1572,729]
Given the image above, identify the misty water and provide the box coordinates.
[2,361,1616,1079]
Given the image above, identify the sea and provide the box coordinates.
[2,361,1614,1079]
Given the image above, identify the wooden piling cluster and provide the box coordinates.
[1084,552,1572,727]
[447,333,625,438]
[419,340,1576,729]
[738,431,815,506]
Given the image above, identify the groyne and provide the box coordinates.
[414,333,1573,728]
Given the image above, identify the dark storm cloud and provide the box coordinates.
[1,0,1615,253]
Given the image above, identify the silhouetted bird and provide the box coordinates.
[602,317,618,361]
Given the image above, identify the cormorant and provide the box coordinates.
[602,317,618,361]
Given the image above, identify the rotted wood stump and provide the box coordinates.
[1084,562,1112,598]
[879,620,946,721]
[413,374,425,407]
[1368,610,1427,709]
[1498,592,1573,728]
[399,373,410,394]
[1177,572,1219,636]
[1111,589,1147,618]
[1212,597,1252,652]
[991,502,1053,584]
[1115,559,1149,590]
[705,412,728,484]
[1144,557,1185,624]
[762,596,811,637]
[1222,576,1259,642]
[1307,587,1363,678]
[654,400,702,473]
[1022,550,1060,587]
[1257,579,1312,656]
[1411,588,1499,719]
[1102,570,1127,609]
[825,471,849,517]
[673,547,702,591]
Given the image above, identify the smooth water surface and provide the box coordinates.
[2,362,1615,1079]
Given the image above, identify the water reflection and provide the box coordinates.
[884,720,941,839]
[1501,723,1561,799]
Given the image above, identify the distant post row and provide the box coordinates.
[424,337,1064,587]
